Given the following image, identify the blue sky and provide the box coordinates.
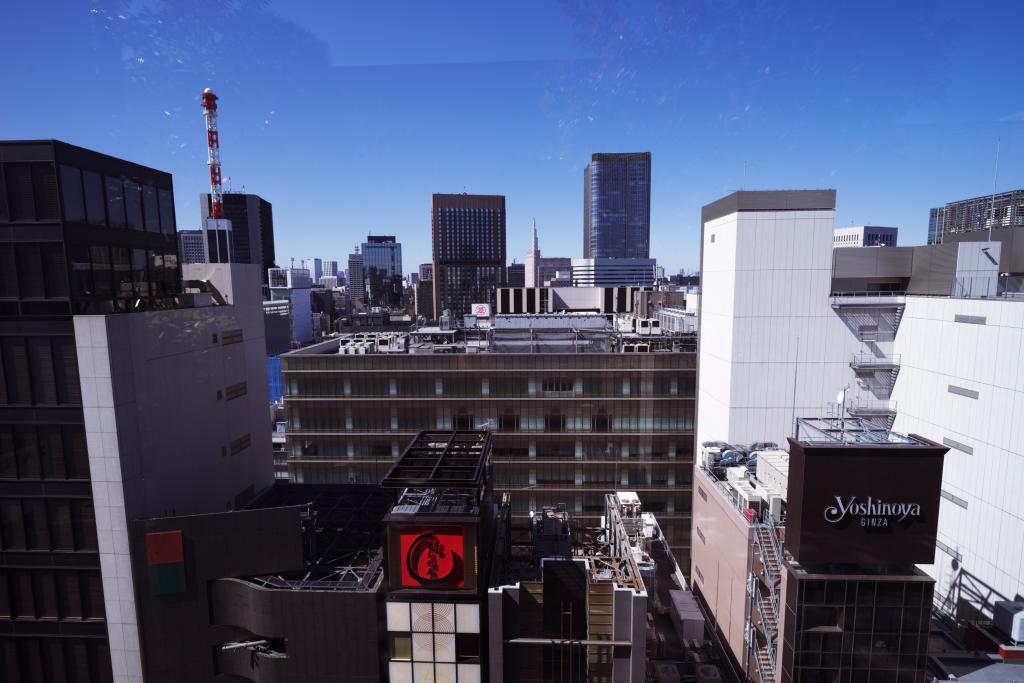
[3,1,1023,273]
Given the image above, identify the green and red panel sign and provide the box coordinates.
[145,530,186,596]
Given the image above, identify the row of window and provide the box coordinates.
[69,244,180,304]
[287,404,695,433]
[0,636,113,683]
[0,425,90,480]
[287,374,695,398]
[0,498,98,552]
[58,164,175,234]
[0,568,104,621]
[0,244,68,300]
[0,335,81,407]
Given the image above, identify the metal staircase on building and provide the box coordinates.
[850,353,902,399]
[748,516,784,683]
[587,582,615,673]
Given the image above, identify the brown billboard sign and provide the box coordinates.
[784,436,947,565]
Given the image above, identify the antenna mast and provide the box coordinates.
[989,138,1001,241]
[201,88,225,219]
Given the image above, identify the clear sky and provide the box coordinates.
[3,1,1023,274]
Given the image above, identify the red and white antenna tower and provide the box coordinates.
[201,87,224,219]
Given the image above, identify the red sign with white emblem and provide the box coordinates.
[399,527,465,588]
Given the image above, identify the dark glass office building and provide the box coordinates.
[432,193,506,318]
[583,152,651,259]
[201,192,275,283]
[361,235,403,308]
[0,140,181,681]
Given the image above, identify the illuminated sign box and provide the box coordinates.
[387,523,479,592]
[784,436,947,566]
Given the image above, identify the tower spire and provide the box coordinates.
[532,218,538,252]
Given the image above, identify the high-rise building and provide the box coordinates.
[506,261,525,287]
[927,189,1024,245]
[432,193,506,318]
[0,140,272,680]
[281,323,697,561]
[268,267,313,345]
[570,258,657,287]
[833,225,898,248]
[524,219,572,287]
[584,152,651,259]
[201,192,276,282]
[362,235,403,308]
[322,259,338,278]
[178,228,206,264]
[347,247,365,301]
[414,280,434,320]
[419,263,433,282]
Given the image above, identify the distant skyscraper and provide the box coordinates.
[322,259,338,278]
[525,218,571,287]
[201,193,276,283]
[347,247,365,301]
[432,193,506,318]
[361,235,403,308]
[506,261,525,287]
[583,152,651,259]
[312,258,323,282]
[419,263,433,281]
[178,229,206,264]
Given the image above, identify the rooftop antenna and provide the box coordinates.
[200,88,225,219]
[989,138,1001,241]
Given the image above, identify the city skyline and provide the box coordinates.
[4,2,1023,274]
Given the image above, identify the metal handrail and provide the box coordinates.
[850,352,901,367]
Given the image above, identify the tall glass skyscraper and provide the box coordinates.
[361,235,403,308]
[583,152,652,259]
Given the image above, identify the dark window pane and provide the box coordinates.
[14,427,41,478]
[5,164,35,220]
[83,171,105,225]
[27,338,57,405]
[0,244,17,298]
[39,426,66,479]
[48,501,74,549]
[1,338,31,404]
[91,245,112,298]
[1,500,26,549]
[124,181,143,230]
[71,501,97,551]
[158,188,175,234]
[40,243,68,298]
[32,163,59,220]
[113,247,132,298]
[23,499,49,549]
[132,248,150,297]
[81,572,104,619]
[11,571,34,616]
[32,162,59,219]
[64,427,88,479]
[59,165,84,221]
[69,243,93,298]
[105,176,126,226]
[142,185,159,231]
[57,571,82,619]
[16,244,45,298]
[0,428,15,477]
[53,336,81,405]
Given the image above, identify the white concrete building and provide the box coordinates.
[833,225,898,248]
[697,189,1024,619]
[891,293,1024,619]
[75,263,272,682]
[697,190,874,449]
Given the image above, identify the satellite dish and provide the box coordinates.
[836,390,845,406]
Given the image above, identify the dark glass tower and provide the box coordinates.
[583,152,651,259]
[361,235,403,308]
[431,193,506,318]
[0,140,181,680]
